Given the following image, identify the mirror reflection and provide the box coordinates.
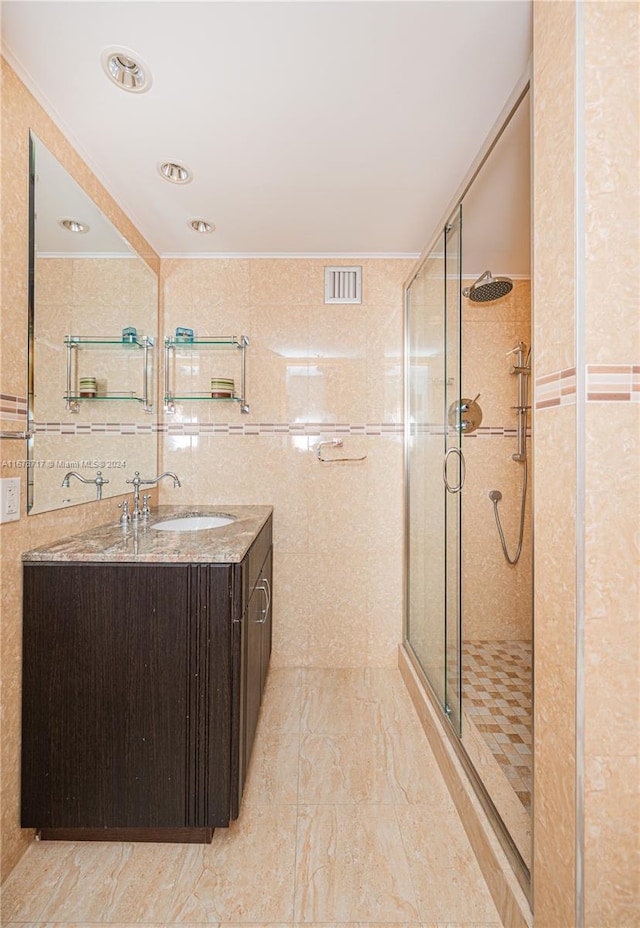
[27,133,158,514]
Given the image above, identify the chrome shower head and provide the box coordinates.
[463,270,513,303]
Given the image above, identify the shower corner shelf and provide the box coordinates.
[64,334,155,413]
[163,334,250,414]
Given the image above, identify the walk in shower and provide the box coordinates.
[404,88,532,882]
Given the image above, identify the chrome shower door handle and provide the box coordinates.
[443,447,466,494]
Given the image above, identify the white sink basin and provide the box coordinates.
[152,515,235,532]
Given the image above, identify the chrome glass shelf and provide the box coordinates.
[66,393,147,403]
[163,334,249,413]
[64,335,155,413]
[64,336,153,350]
[165,335,247,349]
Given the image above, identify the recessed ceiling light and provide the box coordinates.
[58,218,89,234]
[101,46,151,93]
[158,161,192,184]
[189,219,215,234]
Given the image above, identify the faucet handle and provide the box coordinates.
[118,499,131,524]
[141,494,151,517]
[460,393,481,412]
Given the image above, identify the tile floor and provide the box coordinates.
[2,667,502,927]
[462,641,532,812]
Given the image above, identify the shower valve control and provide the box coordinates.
[448,395,483,435]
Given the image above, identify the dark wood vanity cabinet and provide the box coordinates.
[21,516,272,840]
[240,547,273,800]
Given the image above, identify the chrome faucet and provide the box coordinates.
[61,470,110,501]
[124,471,181,519]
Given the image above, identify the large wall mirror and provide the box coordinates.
[27,133,158,514]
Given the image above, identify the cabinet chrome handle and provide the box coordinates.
[443,447,465,494]
[256,577,271,624]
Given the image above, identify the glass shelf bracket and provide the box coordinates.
[64,335,155,413]
[163,334,250,414]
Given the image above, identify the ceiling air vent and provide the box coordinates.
[324,266,362,304]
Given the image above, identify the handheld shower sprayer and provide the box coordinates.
[489,341,531,565]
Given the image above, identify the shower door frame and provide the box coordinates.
[402,73,533,900]
[404,208,463,734]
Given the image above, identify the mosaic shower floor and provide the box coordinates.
[462,639,532,812]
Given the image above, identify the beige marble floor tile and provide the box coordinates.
[218,924,293,928]
[395,805,502,924]
[300,668,384,734]
[242,730,300,806]
[379,723,449,805]
[1,841,191,924]
[34,841,189,923]
[0,925,457,928]
[292,924,425,928]
[294,803,420,922]
[363,667,423,729]
[168,805,297,922]
[259,667,303,732]
[0,842,77,922]
[298,732,395,804]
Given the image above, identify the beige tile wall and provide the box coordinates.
[582,3,640,925]
[532,3,578,924]
[0,60,159,881]
[159,257,413,668]
[461,279,532,642]
[532,2,640,926]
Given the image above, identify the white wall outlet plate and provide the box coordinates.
[0,477,21,523]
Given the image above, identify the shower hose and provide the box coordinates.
[491,457,528,566]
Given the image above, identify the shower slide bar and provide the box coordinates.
[490,341,531,565]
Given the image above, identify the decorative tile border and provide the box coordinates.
[536,364,640,408]
[0,393,28,420]
[535,368,577,409]
[34,421,406,436]
[34,422,146,435]
[586,364,640,402]
[33,421,532,437]
[412,424,531,438]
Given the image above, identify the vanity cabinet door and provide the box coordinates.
[191,563,235,828]
[22,563,194,829]
[259,548,273,694]
[242,545,273,795]
[243,568,264,784]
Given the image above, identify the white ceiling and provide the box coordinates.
[1,1,532,261]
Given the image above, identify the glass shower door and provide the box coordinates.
[406,207,462,732]
[444,208,462,733]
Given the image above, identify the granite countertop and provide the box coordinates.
[22,505,273,564]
